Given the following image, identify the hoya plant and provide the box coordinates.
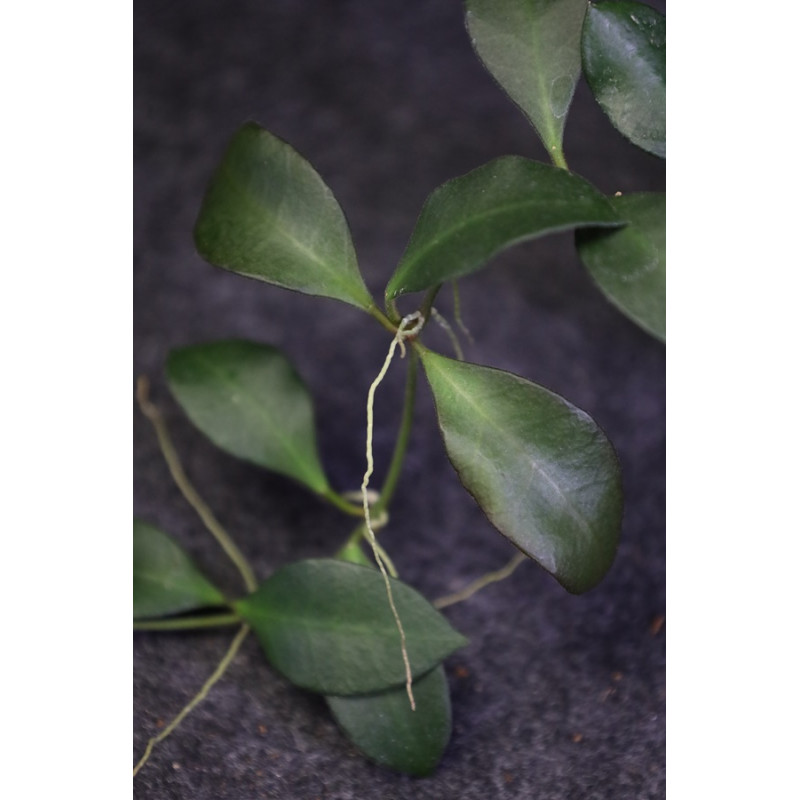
[134,0,665,781]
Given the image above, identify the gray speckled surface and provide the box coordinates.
[134,1,665,797]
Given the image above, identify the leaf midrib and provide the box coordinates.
[230,148,368,306]
[395,188,617,292]
[527,5,563,150]
[427,358,594,540]
[471,3,569,150]
[240,602,454,649]
[183,349,326,491]
[134,567,218,596]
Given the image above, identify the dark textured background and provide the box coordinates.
[134,1,665,797]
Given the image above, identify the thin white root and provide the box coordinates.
[133,624,250,776]
[361,312,424,710]
[431,307,464,361]
[343,488,379,506]
[433,553,528,609]
[452,281,474,345]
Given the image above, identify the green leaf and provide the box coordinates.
[385,156,621,300]
[581,1,666,158]
[421,351,623,594]
[133,519,226,620]
[465,0,588,161]
[194,122,373,310]
[166,340,331,494]
[327,665,452,777]
[236,559,468,695]
[577,192,665,341]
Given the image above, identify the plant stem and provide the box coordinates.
[430,308,465,361]
[134,613,241,632]
[383,297,402,325]
[325,304,425,521]
[418,284,442,324]
[133,624,250,776]
[340,526,398,577]
[136,377,258,593]
[550,144,569,170]
[337,503,393,569]
[373,350,419,516]
[337,341,418,567]
[357,314,425,709]
[451,281,474,344]
[433,552,527,609]
[321,488,366,518]
[368,302,401,334]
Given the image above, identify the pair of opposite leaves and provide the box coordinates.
[133,518,466,694]
[162,0,662,735]
[136,334,622,774]
[196,0,666,339]
[138,326,623,772]
[139,0,666,774]
[181,3,665,582]
[194,1,665,342]
[186,10,663,591]
[134,519,461,775]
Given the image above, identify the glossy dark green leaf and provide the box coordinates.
[577,192,665,341]
[465,0,588,160]
[421,351,623,594]
[133,519,226,620]
[327,665,452,777]
[582,1,665,157]
[194,122,373,310]
[236,559,468,695]
[385,156,621,300]
[166,340,330,494]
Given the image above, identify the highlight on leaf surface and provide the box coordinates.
[581,1,666,158]
[133,519,226,620]
[327,665,452,777]
[385,156,622,300]
[235,559,468,695]
[577,191,665,341]
[194,122,373,310]
[465,0,588,161]
[421,351,623,594]
[166,340,331,495]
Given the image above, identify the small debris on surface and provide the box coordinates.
[571,732,584,743]
[600,687,616,703]
[650,615,665,635]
